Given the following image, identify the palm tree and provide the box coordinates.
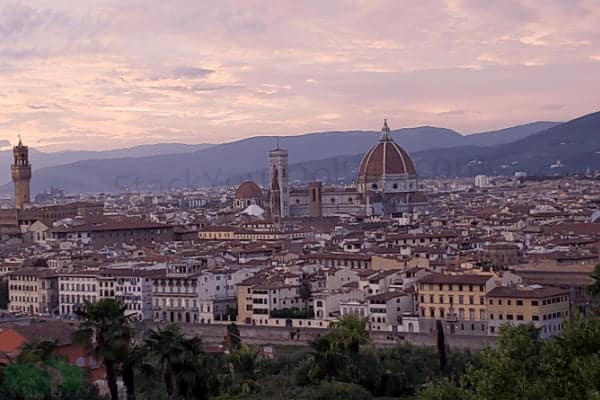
[308,314,370,381]
[17,339,58,363]
[73,299,132,400]
[330,314,370,354]
[173,336,213,400]
[142,323,185,399]
[226,344,264,394]
[142,324,214,399]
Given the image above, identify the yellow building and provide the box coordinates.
[236,282,255,324]
[486,285,569,338]
[417,273,493,335]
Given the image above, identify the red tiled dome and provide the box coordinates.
[358,120,416,178]
[235,181,262,200]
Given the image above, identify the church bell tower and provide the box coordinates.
[11,135,32,209]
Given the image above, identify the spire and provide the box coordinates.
[380,118,391,141]
[17,134,22,146]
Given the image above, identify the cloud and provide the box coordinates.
[0,0,598,150]
[540,104,565,111]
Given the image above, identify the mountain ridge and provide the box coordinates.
[0,120,565,194]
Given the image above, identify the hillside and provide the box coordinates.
[0,121,560,194]
[273,111,600,181]
[0,143,214,183]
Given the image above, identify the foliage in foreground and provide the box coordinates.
[9,299,600,400]
[419,316,600,400]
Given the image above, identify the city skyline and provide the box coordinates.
[0,0,599,151]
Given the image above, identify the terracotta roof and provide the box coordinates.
[358,140,416,177]
[487,285,569,299]
[418,273,493,285]
[0,320,78,348]
[235,181,263,200]
[49,216,169,233]
[367,291,408,302]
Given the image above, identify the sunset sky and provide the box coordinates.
[0,0,599,151]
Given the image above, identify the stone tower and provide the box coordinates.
[270,167,281,225]
[268,140,289,218]
[11,136,31,209]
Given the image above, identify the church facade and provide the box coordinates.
[233,120,428,219]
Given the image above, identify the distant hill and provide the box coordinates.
[0,143,214,183]
[256,112,600,182]
[0,121,562,194]
[413,111,600,178]
[462,121,560,147]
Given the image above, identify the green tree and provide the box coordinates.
[142,323,183,398]
[299,280,312,310]
[73,299,132,400]
[436,319,447,373]
[302,314,369,383]
[539,315,600,399]
[225,323,242,351]
[419,319,600,400]
[589,264,600,298]
[297,381,373,400]
[0,279,8,310]
[16,339,58,364]
[172,336,214,400]
[1,363,51,399]
[225,345,265,395]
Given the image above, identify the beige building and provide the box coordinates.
[8,268,58,315]
[486,285,569,338]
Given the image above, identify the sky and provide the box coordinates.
[0,0,599,151]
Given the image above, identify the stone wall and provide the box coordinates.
[140,322,496,350]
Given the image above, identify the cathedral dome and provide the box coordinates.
[358,120,416,180]
[235,181,262,200]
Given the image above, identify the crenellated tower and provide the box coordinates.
[11,136,31,209]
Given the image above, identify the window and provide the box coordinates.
[516,300,523,306]
[517,315,524,321]
[489,299,493,305]
[507,314,514,320]
[531,300,538,306]
[532,315,539,321]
